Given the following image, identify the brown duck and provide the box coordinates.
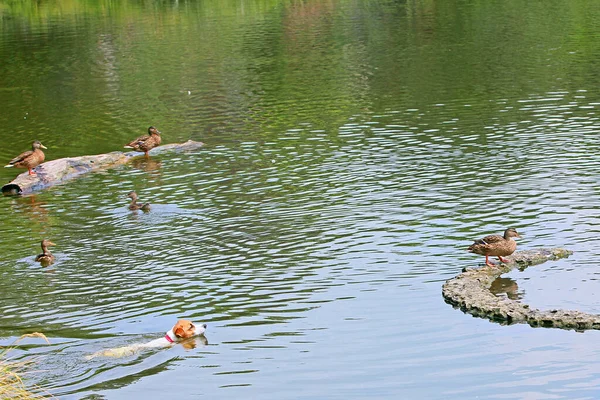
[124,126,162,157]
[4,140,47,175]
[468,228,522,267]
[127,191,151,211]
[35,239,56,266]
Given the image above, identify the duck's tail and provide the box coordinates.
[468,239,487,249]
[123,145,134,149]
[4,164,14,168]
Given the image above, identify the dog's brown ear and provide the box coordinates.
[174,324,185,338]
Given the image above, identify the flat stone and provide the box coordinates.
[441,248,600,331]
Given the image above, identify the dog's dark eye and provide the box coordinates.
[190,324,194,330]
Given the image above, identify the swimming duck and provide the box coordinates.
[4,141,47,175]
[35,239,56,266]
[124,126,162,157]
[467,228,522,267]
[127,191,151,211]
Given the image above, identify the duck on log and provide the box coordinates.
[1,140,203,196]
[442,248,600,331]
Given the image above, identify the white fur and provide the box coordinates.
[141,324,206,348]
[86,324,206,359]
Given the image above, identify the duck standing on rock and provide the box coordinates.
[35,239,56,266]
[127,191,151,211]
[468,228,522,267]
[124,126,162,157]
[4,140,47,175]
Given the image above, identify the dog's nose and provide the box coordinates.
[202,324,207,329]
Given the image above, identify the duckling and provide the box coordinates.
[468,228,522,267]
[4,141,47,175]
[127,191,151,211]
[35,239,56,266]
[124,126,162,157]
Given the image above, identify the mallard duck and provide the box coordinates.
[35,239,56,266]
[124,126,162,157]
[127,191,151,211]
[468,228,522,267]
[4,141,47,175]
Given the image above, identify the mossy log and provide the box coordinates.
[1,140,203,196]
[442,248,600,331]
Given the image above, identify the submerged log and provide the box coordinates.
[2,140,203,196]
[442,248,600,331]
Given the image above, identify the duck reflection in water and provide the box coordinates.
[11,195,49,225]
[131,157,162,175]
[490,277,521,300]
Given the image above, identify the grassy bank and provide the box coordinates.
[0,333,53,399]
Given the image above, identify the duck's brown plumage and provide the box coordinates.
[4,141,47,175]
[127,191,151,211]
[124,126,162,157]
[468,228,521,267]
[35,239,56,266]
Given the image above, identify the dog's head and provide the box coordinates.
[172,319,206,339]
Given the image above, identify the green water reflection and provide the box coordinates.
[3,0,600,399]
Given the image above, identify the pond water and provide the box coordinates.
[2,0,600,398]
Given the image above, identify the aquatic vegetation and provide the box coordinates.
[0,333,53,399]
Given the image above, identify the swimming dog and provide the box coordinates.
[87,319,206,359]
